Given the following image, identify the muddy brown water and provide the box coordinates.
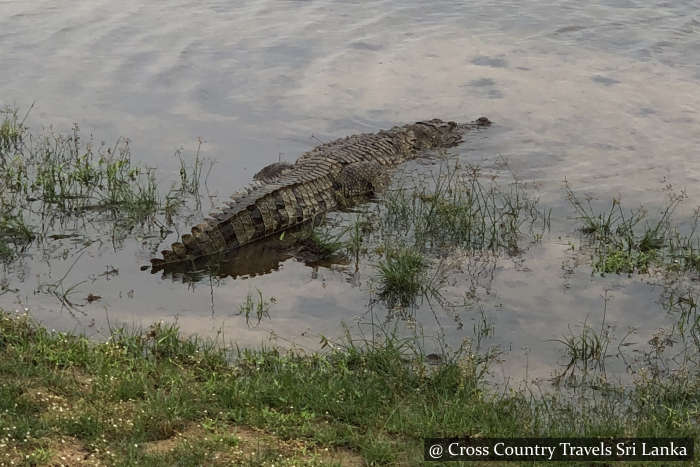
[1,0,699,383]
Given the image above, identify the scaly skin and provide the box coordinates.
[149,117,491,271]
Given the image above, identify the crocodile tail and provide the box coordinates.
[150,174,338,271]
[150,180,267,270]
[150,220,225,271]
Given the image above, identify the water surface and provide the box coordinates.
[1,0,699,382]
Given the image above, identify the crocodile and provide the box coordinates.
[149,117,491,272]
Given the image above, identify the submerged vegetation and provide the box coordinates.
[0,106,207,268]
[1,107,157,223]
[374,161,549,307]
[376,247,430,308]
[381,162,549,255]
[310,160,550,309]
[566,180,700,276]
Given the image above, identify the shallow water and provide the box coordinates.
[1,0,699,382]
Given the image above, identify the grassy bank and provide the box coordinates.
[0,311,697,466]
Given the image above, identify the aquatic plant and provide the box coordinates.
[376,246,430,308]
[381,161,549,255]
[237,289,276,326]
[0,106,206,267]
[369,159,548,307]
[304,225,347,260]
[566,180,700,276]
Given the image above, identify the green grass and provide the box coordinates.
[380,161,549,256]
[376,246,431,308]
[0,106,207,267]
[550,316,612,387]
[566,180,700,276]
[237,289,276,326]
[0,105,26,153]
[1,116,160,218]
[0,310,696,465]
[305,227,347,260]
[364,160,548,308]
[0,209,34,260]
[308,159,550,310]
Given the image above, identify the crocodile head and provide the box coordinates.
[406,119,460,149]
[408,117,490,150]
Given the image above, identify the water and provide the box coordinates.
[1,0,699,382]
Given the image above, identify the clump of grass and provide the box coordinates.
[237,289,276,326]
[27,126,159,221]
[0,209,34,260]
[376,247,431,308]
[171,138,214,216]
[347,215,373,265]
[0,106,208,269]
[175,138,208,197]
[552,318,612,386]
[369,160,547,308]
[0,105,28,153]
[0,109,161,235]
[566,181,700,276]
[305,227,347,259]
[381,161,549,256]
[595,248,655,274]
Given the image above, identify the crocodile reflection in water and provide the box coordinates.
[152,221,348,282]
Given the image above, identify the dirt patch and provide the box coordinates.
[48,437,102,466]
[142,422,365,466]
[142,424,206,455]
[24,386,71,412]
[24,386,66,403]
[231,425,364,466]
